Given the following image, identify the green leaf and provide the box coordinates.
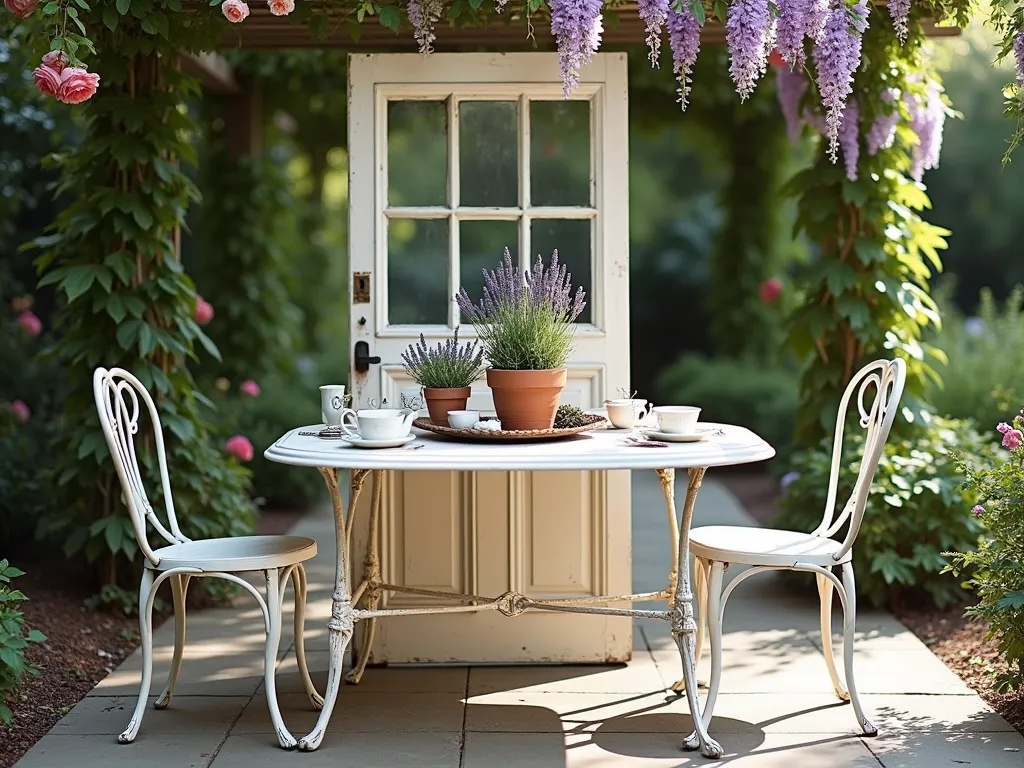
[104,520,124,554]
[690,0,706,24]
[139,323,156,356]
[378,3,401,30]
[103,6,119,29]
[26,630,47,643]
[63,264,99,302]
[116,0,130,14]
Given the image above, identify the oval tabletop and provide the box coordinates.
[264,422,775,471]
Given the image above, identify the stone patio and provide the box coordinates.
[15,472,1024,767]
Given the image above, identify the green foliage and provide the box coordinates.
[655,352,799,461]
[785,19,951,446]
[946,412,1024,693]
[553,403,588,428]
[31,11,253,591]
[0,560,46,725]
[927,284,1024,432]
[401,331,485,389]
[775,412,992,609]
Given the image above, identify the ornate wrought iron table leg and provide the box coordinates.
[346,468,384,685]
[658,467,723,759]
[298,468,367,752]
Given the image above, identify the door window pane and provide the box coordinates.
[530,101,590,207]
[459,101,518,207]
[388,218,449,325]
[459,220,519,315]
[531,219,592,324]
[388,100,447,206]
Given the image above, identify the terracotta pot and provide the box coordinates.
[423,386,472,425]
[486,368,567,431]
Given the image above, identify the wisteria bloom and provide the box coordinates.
[775,0,829,70]
[408,0,443,54]
[1015,30,1024,88]
[638,0,669,66]
[667,3,701,110]
[971,504,984,518]
[1002,428,1023,451]
[997,422,1012,435]
[726,0,776,101]
[887,0,910,44]
[907,78,945,182]
[16,310,42,336]
[779,470,800,496]
[239,379,261,398]
[9,400,30,422]
[814,0,869,162]
[550,0,604,98]
[776,66,807,145]
[494,0,509,12]
[866,88,899,155]
[838,98,860,181]
[225,434,254,462]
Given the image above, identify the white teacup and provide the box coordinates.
[320,385,349,427]
[605,398,653,429]
[653,405,701,435]
[448,410,480,429]
[341,408,417,441]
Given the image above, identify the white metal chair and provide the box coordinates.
[93,367,323,748]
[686,358,906,746]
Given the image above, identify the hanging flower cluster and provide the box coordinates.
[814,0,870,162]
[638,0,669,67]
[549,0,604,98]
[409,0,444,54]
[666,3,700,110]
[866,88,900,155]
[33,49,99,104]
[726,0,776,101]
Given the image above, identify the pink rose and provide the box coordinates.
[225,434,254,462]
[267,0,294,15]
[768,49,785,69]
[4,0,37,18]
[971,505,984,518]
[221,0,249,22]
[58,67,100,105]
[759,277,783,304]
[194,296,214,325]
[1002,429,1023,451]
[16,311,42,336]
[239,379,261,398]
[997,422,1011,435]
[10,401,30,422]
[33,64,61,98]
[41,50,68,73]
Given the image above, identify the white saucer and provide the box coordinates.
[342,434,416,449]
[642,430,707,443]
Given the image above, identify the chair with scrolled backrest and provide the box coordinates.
[93,367,323,748]
[683,358,906,747]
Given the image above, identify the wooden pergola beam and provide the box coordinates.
[180,51,240,93]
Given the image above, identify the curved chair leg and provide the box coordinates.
[155,573,190,710]
[816,571,850,702]
[264,569,297,749]
[684,560,724,751]
[119,569,156,744]
[840,563,877,736]
[694,557,710,668]
[291,565,324,710]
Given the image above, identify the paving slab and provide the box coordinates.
[210,732,463,767]
[48,694,248,737]
[15,734,223,768]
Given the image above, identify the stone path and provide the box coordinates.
[15,472,1024,767]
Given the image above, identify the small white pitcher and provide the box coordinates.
[604,398,654,429]
[320,385,352,427]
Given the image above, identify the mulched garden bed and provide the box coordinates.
[0,509,306,768]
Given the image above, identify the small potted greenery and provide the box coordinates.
[456,248,585,430]
[401,329,485,424]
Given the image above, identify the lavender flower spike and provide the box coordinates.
[408,0,443,54]
[887,0,909,44]
[866,88,899,156]
[907,78,945,182]
[1014,30,1024,88]
[776,66,808,145]
[726,0,777,101]
[667,3,701,110]
[814,0,870,162]
[838,98,860,181]
[550,0,604,98]
[638,0,670,67]
[776,0,828,70]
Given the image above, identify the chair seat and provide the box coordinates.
[690,525,850,567]
[151,535,317,572]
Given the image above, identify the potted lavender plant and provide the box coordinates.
[456,248,585,430]
[401,329,485,424]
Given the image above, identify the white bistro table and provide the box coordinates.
[265,422,774,758]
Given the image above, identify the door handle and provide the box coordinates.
[354,340,381,373]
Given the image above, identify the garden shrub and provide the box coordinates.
[0,560,46,725]
[946,414,1024,693]
[927,285,1024,433]
[655,352,799,462]
[774,411,993,609]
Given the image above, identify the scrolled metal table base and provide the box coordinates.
[302,465,722,759]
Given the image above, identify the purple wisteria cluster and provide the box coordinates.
[907,78,945,182]
[549,0,604,98]
[408,0,443,54]
[887,0,910,44]
[638,0,669,67]
[776,66,808,144]
[838,99,860,181]
[775,0,829,71]
[814,0,870,162]
[726,0,776,101]
[667,3,701,110]
[866,88,900,155]
[1014,30,1024,87]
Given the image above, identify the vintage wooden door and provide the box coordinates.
[347,52,632,662]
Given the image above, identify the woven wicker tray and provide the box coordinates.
[413,414,607,442]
